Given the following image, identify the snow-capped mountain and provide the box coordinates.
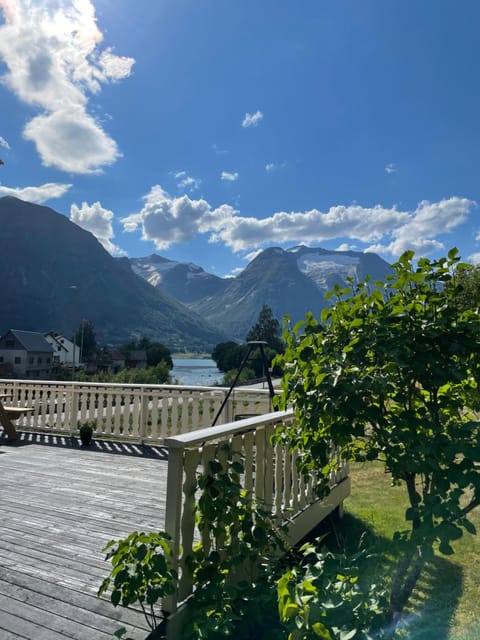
[131,246,392,340]
[130,255,228,303]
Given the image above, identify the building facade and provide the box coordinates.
[0,329,54,378]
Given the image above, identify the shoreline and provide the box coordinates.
[171,352,212,359]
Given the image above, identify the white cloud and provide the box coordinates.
[121,185,236,250]
[265,161,287,172]
[121,186,476,259]
[24,108,119,173]
[221,171,239,182]
[0,136,10,149]
[242,110,263,128]
[211,143,228,155]
[0,182,71,203]
[0,0,134,173]
[173,171,201,192]
[367,198,475,256]
[213,205,409,252]
[224,266,244,278]
[468,253,480,264]
[335,243,355,252]
[70,200,125,255]
[385,163,398,174]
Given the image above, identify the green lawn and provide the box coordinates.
[340,462,480,640]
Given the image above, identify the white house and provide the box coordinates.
[44,332,82,367]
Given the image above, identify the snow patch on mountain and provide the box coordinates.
[296,251,360,291]
[131,259,178,287]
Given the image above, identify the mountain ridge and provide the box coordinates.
[0,196,226,350]
[130,245,392,340]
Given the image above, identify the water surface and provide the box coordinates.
[171,357,223,387]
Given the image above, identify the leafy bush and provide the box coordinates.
[98,531,177,632]
[274,249,480,619]
[278,540,389,640]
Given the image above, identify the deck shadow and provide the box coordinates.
[0,431,168,459]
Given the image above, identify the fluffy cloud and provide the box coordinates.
[335,243,356,252]
[173,171,201,192]
[121,186,476,258]
[24,108,119,173]
[468,253,480,264]
[366,198,475,256]
[0,0,134,173]
[221,171,239,182]
[0,136,10,149]
[121,185,236,250]
[213,205,409,252]
[70,200,125,255]
[0,182,71,202]
[242,110,263,128]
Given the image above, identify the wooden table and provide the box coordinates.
[0,397,33,441]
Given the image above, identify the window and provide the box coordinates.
[47,358,51,364]
[6,340,14,348]
[38,357,42,364]
[0,357,3,363]
[14,357,21,364]
[29,357,34,364]
[57,346,61,351]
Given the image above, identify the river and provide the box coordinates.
[171,357,224,387]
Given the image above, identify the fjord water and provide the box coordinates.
[171,357,223,387]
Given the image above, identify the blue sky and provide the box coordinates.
[0,0,479,276]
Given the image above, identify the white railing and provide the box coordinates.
[0,379,274,442]
[163,410,350,613]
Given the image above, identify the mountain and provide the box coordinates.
[130,255,227,303]
[132,246,392,340]
[0,197,226,350]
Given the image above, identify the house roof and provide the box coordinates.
[44,332,69,352]
[7,329,54,353]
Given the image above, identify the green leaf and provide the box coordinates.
[439,541,454,555]
[312,621,333,638]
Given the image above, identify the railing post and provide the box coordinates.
[69,383,78,436]
[162,446,184,614]
[139,387,149,442]
[224,388,234,423]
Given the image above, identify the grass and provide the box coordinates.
[338,462,480,640]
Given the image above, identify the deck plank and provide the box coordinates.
[0,433,169,640]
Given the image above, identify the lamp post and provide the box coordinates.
[69,285,81,381]
[71,339,76,381]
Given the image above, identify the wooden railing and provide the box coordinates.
[0,379,274,443]
[0,380,350,619]
[162,410,350,613]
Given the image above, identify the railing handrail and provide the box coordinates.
[164,409,292,448]
[0,377,274,394]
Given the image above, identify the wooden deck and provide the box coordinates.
[0,432,169,640]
